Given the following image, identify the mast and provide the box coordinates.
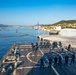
[37,22,39,36]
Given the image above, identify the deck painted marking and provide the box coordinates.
[26,52,37,63]
[26,52,41,64]
[20,55,25,57]
[39,48,60,75]
[51,66,59,75]
[21,49,24,51]
[17,66,40,69]
[17,65,54,69]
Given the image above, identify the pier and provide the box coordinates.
[37,35,76,46]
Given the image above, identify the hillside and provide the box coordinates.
[46,20,76,29]
[0,24,9,27]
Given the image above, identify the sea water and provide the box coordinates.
[0,27,49,59]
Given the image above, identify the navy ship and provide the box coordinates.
[0,41,76,75]
[49,30,59,35]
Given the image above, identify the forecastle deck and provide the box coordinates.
[0,41,76,75]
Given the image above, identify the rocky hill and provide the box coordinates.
[46,20,76,29]
[0,24,9,27]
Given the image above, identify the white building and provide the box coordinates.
[55,26,61,31]
[60,28,76,37]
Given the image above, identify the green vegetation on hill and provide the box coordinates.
[54,20,76,25]
[45,20,76,29]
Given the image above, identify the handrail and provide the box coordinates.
[0,43,16,65]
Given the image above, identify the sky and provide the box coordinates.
[0,0,76,25]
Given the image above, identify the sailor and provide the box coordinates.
[54,56,58,66]
[59,41,62,48]
[52,42,54,49]
[31,43,35,51]
[35,42,38,51]
[40,58,44,68]
[67,44,71,51]
[54,42,58,48]
[48,57,52,68]
[52,42,57,49]
[43,42,46,48]
[31,42,34,48]
[2,65,6,73]
[46,42,50,48]
[36,46,38,51]
[9,66,12,70]
[70,53,75,65]
[64,54,69,66]
[62,48,64,52]
[40,42,43,48]
[58,56,62,67]
[2,60,5,63]
[36,42,38,47]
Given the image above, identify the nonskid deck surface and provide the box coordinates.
[1,43,76,75]
[16,46,76,75]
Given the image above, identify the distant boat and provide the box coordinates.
[34,26,38,30]
[34,28,38,30]
[49,30,58,35]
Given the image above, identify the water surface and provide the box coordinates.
[0,27,49,59]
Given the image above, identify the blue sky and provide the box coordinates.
[0,0,76,25]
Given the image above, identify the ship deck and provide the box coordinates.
[0,42,76,75]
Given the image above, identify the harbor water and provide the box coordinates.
[0,27,49,59]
